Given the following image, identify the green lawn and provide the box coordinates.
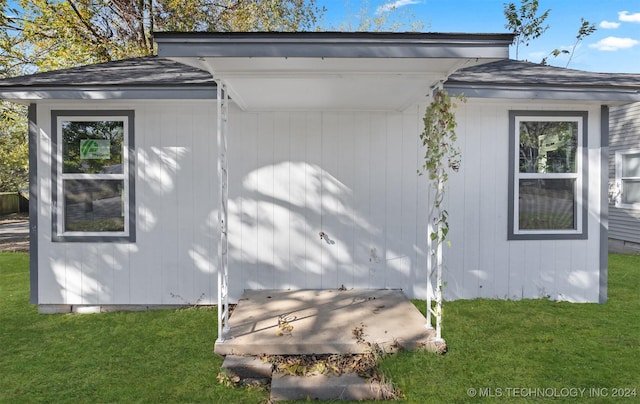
[1,252,639,403]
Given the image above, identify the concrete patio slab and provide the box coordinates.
[214,289,441,356]
[271,372,383,401]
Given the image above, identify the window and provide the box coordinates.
[52,111,135,242]
[615,149,640,208]
[508,111,587,240]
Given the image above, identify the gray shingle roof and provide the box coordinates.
[447,59,640,87]
[0,56,214,87]
[444,59,640,105]
[1,55,639,103]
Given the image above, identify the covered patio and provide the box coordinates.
[154,32,514,349]
[214,288,444,356]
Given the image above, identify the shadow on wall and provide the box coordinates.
[226,161,429,301]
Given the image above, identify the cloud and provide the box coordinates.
[589,36,639,51]
[376,0,420,14]
[600,20,621,29]
[619,11,640,22]
[527,51,547,60]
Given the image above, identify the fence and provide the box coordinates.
[0,192,28,215]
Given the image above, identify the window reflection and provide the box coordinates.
[519,121,577,174]
[519,179,576,230]
[64,179,125,232]
[62,121,124,174]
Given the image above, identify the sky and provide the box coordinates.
[316,0,640,73]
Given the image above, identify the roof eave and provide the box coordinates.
[445,83,640,103]
[154,32,514,59]
[0,85,217,103]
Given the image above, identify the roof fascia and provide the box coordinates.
[445,83,640,103]
[0,86,217,102]
[154,32,513,59]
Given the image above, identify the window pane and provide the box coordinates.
[519,121,577,174]
[62,121,124,174]
[622,180,640,205]
[64,179,124,232]
[622,153,640,178]
[519,179,576,230]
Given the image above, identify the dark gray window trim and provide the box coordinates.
[507,110,589,240]
[51,110,136,242]
[28,104,38,303]
[599,105,609,303]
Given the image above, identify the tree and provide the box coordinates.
[503,0,596,68]
[504,0,596,67]
[0,0,325,192]
[0,102,28,192]
[327,0,424,32]
[2,0,324,70]
[503,0,550,61]
[541,18,597,67]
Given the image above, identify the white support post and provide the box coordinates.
[217,80,230,341]
[426,217,433,330]
[434,218,443,339]
[426,176,444,341]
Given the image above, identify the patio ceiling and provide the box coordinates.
[155,32,514,111]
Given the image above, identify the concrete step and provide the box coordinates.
[270,372,384,401]
[221,355,272,385]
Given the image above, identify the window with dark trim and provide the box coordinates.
[614,148,640,209]
[508,111,588,240]
[52,110,135,242]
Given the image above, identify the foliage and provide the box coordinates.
[542,18,597,67]
[504,0,596,67]
[419,89,462,245]
[503,0,550,60]
[327,0,424,32]
[0,0,325,194]
[418,89,462,338]
[2,0,324,71]
[0,102,28,192]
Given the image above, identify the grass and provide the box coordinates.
[1,252,639,403]
[380,253,640,403]
[0,252,268,403]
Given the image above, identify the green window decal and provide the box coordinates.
[80,139,111,159]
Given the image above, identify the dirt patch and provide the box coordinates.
[0,213,29,252]
[0,240,29,252]
[0,212,29,224]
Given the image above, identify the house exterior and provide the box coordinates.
[0,32,639,315]
[608,102,640,253]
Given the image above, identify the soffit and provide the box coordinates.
[200,57,482,111]
[156,32,513,111]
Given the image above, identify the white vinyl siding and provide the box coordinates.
[445,101,602,302]
[35,99,605,305]
[36,101,430,304]
[609,103,640,245]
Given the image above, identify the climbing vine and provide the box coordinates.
[418,88,463,339]
[419,89,462,246]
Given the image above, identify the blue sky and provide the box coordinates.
[317,0,640,73]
